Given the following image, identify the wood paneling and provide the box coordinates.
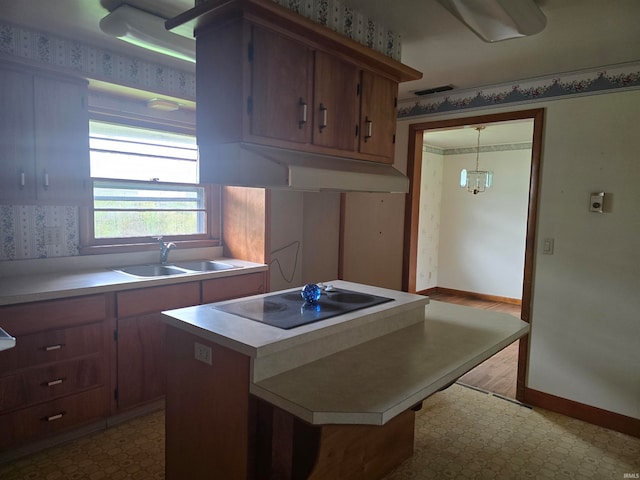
[222,186,269,265]
[165,327,252,480]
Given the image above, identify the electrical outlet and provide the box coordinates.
[542,238,554,255]
[44,226,63,246]
[194,342,212,365]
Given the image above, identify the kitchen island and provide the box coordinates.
[162,281,529,479]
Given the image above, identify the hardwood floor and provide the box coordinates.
[427,291,521,398]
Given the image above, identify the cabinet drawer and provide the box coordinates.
[117,282,200,318]
[0,294,105,336]
[0,322,103,375]
[201,272,267,304]
[0,355,104,413]
[0,386,107,450]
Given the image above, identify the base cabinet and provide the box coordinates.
[0,271,267,453]
[114,282,200,411]
[0,295,108,451]
[165,327,415,480]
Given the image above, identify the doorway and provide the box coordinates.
[402,108,544,402]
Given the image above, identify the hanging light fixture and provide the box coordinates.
[460,126,493,195]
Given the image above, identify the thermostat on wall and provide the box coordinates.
[589,192,605,213]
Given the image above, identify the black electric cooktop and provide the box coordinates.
[211,288,394,329]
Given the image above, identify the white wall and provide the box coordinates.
[390,89,640,419]
[438,148,531,299]
[528,91,640,419]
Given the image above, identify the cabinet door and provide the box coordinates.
[115,282,200,410]
[33,75,90,204]
[313,52,359,151]
[359,71,398,162]
[0,69,35,203]
[116,313,166,410]
[249,26,312,144]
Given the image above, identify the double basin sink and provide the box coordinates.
[115,260,241,278]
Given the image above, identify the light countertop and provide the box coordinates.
[162,281,529,425]
[252,301,528,425]
[0,258,267,306]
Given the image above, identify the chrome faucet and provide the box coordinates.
[154,236,176,264]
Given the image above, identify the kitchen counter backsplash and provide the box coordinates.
[0,205,79,261]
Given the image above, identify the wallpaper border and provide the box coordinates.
[399,62,640,119]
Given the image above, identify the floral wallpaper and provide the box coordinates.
[267,0,402,59]
[0,206,79,261]
[0,21,196,100]
[398,62,640,118]
[195,0,403,60]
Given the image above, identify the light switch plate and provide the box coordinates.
[542,238,554,255]
[590,192,605,213]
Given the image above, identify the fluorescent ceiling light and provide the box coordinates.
[437,0,546,42]
[100,4,195,63]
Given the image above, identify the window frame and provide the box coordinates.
[79,114,221,255]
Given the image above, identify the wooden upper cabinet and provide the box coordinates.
[312,51,359,152]
[185,0,421,167]
[0,65,90,205]
[0,68,35,204]
[249,26,312,144]
[32,75,90,205]
[359,71,398,162]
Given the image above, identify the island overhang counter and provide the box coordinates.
[162,280,529,479]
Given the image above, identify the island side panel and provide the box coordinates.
[165,326,252,480]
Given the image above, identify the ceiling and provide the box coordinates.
[1,0,639,98]
[0,0,637,147]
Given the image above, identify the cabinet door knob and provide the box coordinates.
[319,104,328,131]
[20,169,25,189]
[298,98,308,129]
[43,170,50,190]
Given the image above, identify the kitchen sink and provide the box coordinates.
[115,264,190,277]
[115,260,241,277]
[173,260,240,272]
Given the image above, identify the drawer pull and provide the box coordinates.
[43,378,65,387]
[43,344,64,351]
[43,412,65,422]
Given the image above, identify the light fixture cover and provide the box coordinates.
[437,0,546,42]
[100,5,195,63]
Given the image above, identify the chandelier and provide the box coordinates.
[460,126,493,194]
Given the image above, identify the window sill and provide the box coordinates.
[79,239,222,256]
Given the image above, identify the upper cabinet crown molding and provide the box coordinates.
[171,0,422,176]
[169,0,421,82]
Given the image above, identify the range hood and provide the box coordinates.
[200,143,410,193]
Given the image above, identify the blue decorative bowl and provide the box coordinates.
[301,283,322,303]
